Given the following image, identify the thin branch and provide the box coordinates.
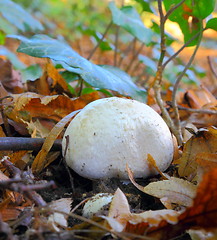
[87,21,113,60]
[114,0,124,66]
[174,105,217,114]
[114,25,120,66]
[154,0,183,145]
[171,30,203,133]
[164,0,185,20]
[0,137,62,151]
[0,157,55,206]
[162,31,201,70]
[118,37,136,67]
[125,42,145,73]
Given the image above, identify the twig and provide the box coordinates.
[38,208,152,240]
[77,21,113,96]
[87,21,113,60]
[114,25,120,66]
[170,104,217,114]
[164,0,185,20]
[118,37,136,67]
[171,30,202,137]
[125,42,145,73]
[153,1,182,144]
[162,31,201,70]
[0,137,62,151]
[0,157,56,206]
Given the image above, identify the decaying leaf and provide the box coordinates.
[32,110,80,174]
[185,86,216,109]
[5,91,100,123]
[46,63,71,93]
[143,177,197,207]
[48,198,71,232]
[196,152,217,173]
[146,154,169,179]
[185,86,217,127]
[128,165,196,207]
[178,167,217,230]
[177,127,217,180]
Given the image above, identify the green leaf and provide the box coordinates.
[206,18,217,31]
[0,15,17,34]
[0,46,26,69]
[134,0,153,13]
[100,65,146,101]
[109,1,153,45]
[0,0,44,32]
[163,0,213,46]
[20,64,42,82]
[10,34,146,101]
[0,31,5,45]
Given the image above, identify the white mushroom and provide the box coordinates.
[62,97,174,179]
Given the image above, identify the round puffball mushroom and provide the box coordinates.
[62,97,174,179]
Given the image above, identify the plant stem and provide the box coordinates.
[164,0,185,20]
[171,30,203,131]
[173,104,217,114]
[154,0,183,145]
[118,37,136,67]
[162,31,201,70]
[114,25,120,66]
[125,42,145,73]
[87,21,113,60]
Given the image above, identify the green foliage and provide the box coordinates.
[206,18,217,31]
[0,46,26,69]
[20,64,42,82]
[109,1,153,45]
[134,0,154,13]
[163,0,216,46]
[10,34,146,101]
[0,0,44,34]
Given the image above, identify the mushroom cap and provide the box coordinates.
[62,97,174,179]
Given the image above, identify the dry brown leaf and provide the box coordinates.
[46,63,70,92]
[143,177,197,207]
[6,91,100,123]
[128,165,196,207]
[196,152,217,174]
[146,154,169,179]
[32,110,80,174]
[37,64,50,95]
[185,86,216,109]
[177,127,217,180]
